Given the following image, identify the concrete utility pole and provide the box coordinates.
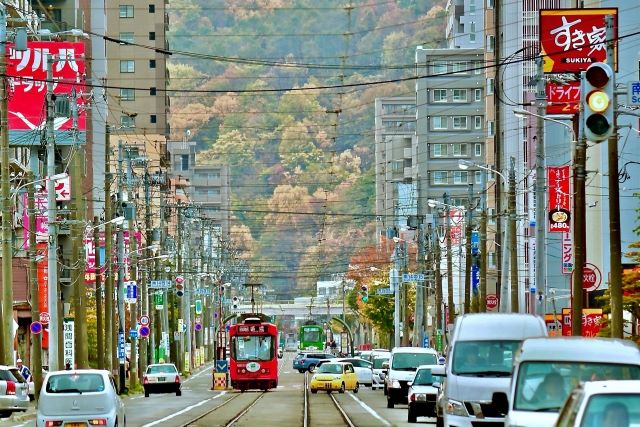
[94,216,104,369]
[444,193,455,326]
[464,184,473,313]
[534,56,547,317]
[27,172,43,400]
[140,161,152,376]
[0,4,11,364]
[433,214,442,341]
[479,170,488,312]
[104,126,114,374]
[391,245,400,348]
[414,179,424,347]
[175,207,183,372]
[117,143,126,391]
[508,157,519,313]
[126,153,138,389]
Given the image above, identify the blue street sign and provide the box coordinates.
[376,288,393,295]
[126,282,137,300]
[216,360,228,373]
[423,336,429,348]
[149,280,171,289]
[30,321,42,334]
[402,273,425,282]
[472,264,479,295]
[471,231,479,255]
[118,332,125,360]
[129,329,138,339]
[139,326,151,338]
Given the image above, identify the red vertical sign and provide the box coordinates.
[548,166,571,233]
[36,242,48,315]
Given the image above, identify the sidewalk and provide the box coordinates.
[0,361,216,424]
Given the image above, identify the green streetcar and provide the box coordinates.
[299,322,325,351]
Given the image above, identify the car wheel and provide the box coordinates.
[408,407,417,423]
[308,364,316,373]
[353,382,359,393]
[176,389,182,397]
[387,396,394,408]
[311,389,318,394]
[338,382,345,394]
[298,369,305,373]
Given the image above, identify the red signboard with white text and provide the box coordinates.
[540,8,617,74]
[6,41,86,132]
[546,81,580,115]
[547,166,571,233]
[36,243,48,315]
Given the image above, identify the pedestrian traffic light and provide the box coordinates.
[360,285,369,303]
[582,62,615,142]
[232,296,239,309]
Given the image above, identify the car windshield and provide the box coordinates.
[318,364,343,374]
[413,369,435,385]
[373,357,389,369]
[46,373,105,393]
[147,365,177,374]
[392,353,437,370]
[514,362,640,412]
[580,393,640,427]
[452,340,520,376]
[232,335,273,361]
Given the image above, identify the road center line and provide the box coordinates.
[346,393,392,427]
[141,391,226,427]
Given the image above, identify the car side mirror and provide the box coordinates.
[491,391,509,416]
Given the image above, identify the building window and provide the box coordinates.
[150,114,157,124]
[149,31,156,41]
[475,143,482,156]
[382,103,415,114]
[487,121,495,137]
[120,88,135,101]
[487,35,495,52]
[120,115,135,127]
[452,89,468,102]
[432,61,448,75]
[120,60,135,73]
[391,160,404,172]
[207,188,220,196]
[150,87,157,96]
[474,61,483,75]
[486,0,494,9]
[452,143,468,156]
[470,22,476,42]
[208,171,221,179]
[119,5,134,18]
[475,88,482,101]
[469,0,476,13]
[119,32,134,44]
[149,59,156,68]
[453,171,468,184]
[433,171,448,185]
[487,78,494,95]
[432,116,447,130]
[474,116,483,129]
[452,116,468,130]
[452,61,468,74]
[149,4,156,13]
[433,144,447,157]
[475,171,482,184]
[433,89,447,103]
[488,252,496,267]
[181,155,189,171]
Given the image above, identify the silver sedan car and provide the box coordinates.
[143,363,182,397]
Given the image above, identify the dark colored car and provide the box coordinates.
[292,352,336,373]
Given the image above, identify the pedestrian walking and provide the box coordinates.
[16,358,31,382]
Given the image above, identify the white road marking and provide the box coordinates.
[185,365,213,382]
[140,391,226,427]
[347,392,392,426]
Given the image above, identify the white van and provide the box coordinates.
[383,346,438,408]
[434,313,547,427]
[494,337,640,427]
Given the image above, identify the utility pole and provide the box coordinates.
[0,4,11,364]
[126,153,138,389]
[434,214,442,344]
[104,125,113,374]
[140,161,152,376]
[175,206,183,372]
[45,53,60,371]
[392,244,400,348]
[534,56,547,317]
[414,179,425,347]
[94,216,104,369]
[508,157,519,313]
[116,143,126,391]
[479,170,488,312]
[402,239,410,347]
[464,184,473,313]
[444,193,455,326]
[27,172,43,400]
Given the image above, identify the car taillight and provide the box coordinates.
[143,376,149,384]
[88,420,107,426]
[175,375,180,384]
[409,393,416,402]
[5,381,15,395]
[45,422,63,427]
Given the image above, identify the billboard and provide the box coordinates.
[540,8,617,74]
[546,81,580,115]
[547,166,571,233]
[6,41,86,145]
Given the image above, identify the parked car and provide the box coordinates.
[407,365,440,423]
[309,361,359,394]
[293,352,336,373]
[555,380,640,427]
[36,369,125,427]
[333,358,373,387]
[384,346,438,408]
[0,366,29,417]
[143,363,182,397]
[372,354,390,390]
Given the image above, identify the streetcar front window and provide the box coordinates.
[233,335,273,361]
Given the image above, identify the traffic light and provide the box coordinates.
[582,62,615,142]
[360,285,369,303]
[232,296,239,309]
[175,275,184,297]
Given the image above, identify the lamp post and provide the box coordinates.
[514,108,577,317]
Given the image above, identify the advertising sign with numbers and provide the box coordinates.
[546,81,580,115]
[547,166,571,233]
[540,8,617,73]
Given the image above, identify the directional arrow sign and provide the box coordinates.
[53,175,71,201]
[215,360,228,373]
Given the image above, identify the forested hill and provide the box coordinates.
[167,0,446,297]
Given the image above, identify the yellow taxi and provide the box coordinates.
[309,361,359,394]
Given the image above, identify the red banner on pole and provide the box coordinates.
[548,166,571,233]
[540,8,617,74]
[36,242,48,315]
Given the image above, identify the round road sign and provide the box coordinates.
[194,323,202,332]
[39,312,50,324]
[30,321,43,334]
[581,263,602,292]
[139,325,151,338]
[139,315,150,326]
[486,294,499,310]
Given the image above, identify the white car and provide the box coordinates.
[37,369,125,427]
[334,358,373,387]
[408,365,440,423]
[372,355,390,390]
[555,380,640,426]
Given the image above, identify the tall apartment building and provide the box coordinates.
[374,97,417,239]
[445,0,485,49]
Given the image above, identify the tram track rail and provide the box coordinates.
[303,371,356,427]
